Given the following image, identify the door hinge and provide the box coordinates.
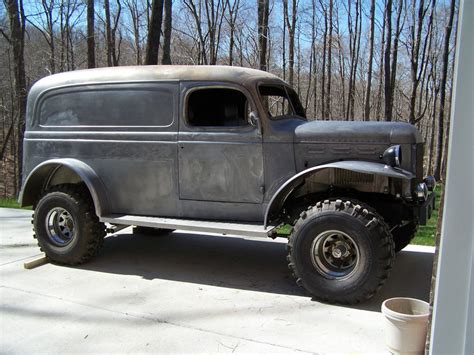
[260,185,265,194]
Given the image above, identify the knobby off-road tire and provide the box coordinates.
[287,199,395,304]
[33,184,106,265]
[132,226,175,236]
[392,222,418,252]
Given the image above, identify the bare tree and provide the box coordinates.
[111,0,122,66]
[145,0,164,64]
[126,0,144,64]
[224,0,240,66]
[183,0,209,64]
[434,0,455,181]
[345,0,362,120]
[104,0,113,66]
[334,9,346,117]
[161,0,172,64]
[388,0,404,120]
[383,0,393,121]
[319,0,327,119]
[3,0,26,193]
[87,0,96,68]
[257,0,269,70]
[283,0,297,86]
[408,0,431,124]
[363,0,375,121]
[325,0,333,120]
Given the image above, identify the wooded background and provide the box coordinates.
[1,0,458,198]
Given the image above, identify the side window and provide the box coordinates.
[187,88,250,127]
[39,85,174,127]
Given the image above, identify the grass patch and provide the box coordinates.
[411,185,442,247]
[0,198,31,210]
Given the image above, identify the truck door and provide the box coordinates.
[178,83,264,204]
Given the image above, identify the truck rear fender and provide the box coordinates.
[19,159,109,217]
[264,161,414,228]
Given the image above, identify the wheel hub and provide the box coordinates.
[311,230,360,280]
[45,207,75,246]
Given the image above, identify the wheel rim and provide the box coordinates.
[45,207,75,246]
[311,230,360,280]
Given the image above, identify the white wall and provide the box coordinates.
[430,0,474,353]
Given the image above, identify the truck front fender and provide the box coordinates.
[19,158,110,217]
[264,161,414,227]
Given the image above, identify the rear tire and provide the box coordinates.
[287,199,394,304]
[33,184,106,265]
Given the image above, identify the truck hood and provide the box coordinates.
[294,120,422,144]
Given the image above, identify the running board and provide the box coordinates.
[100,215,275,238]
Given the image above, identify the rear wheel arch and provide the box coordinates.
[20,159,109,217]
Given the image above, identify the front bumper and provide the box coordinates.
[414,190,436,225]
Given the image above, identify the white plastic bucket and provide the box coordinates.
[381,297,430,354]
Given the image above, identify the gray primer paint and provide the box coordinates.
[20,65,426,226]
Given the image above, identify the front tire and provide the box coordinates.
[287,199,394,304]
[33,184,106,265]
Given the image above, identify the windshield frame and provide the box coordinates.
[257,82,307,121]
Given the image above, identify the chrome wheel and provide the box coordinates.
[45,207,75,246]
[311,230,360,280]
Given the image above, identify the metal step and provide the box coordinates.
[100,214,275,238]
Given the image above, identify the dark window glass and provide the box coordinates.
[187,88,250,127]
[40,86,174,126]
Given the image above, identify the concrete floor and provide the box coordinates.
[0,208,435,353]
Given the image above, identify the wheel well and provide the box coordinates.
[279,187,415,229]
[266,167,412,227]
[22,165,92,209]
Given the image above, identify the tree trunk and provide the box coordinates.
[283,0,297,86]
[161,0,172,64]
[364,0,375,121]
[5,0,26,194]
[104,0,113,66]
[225,0,239,66]
[325,0,333,120]
[145,0,164,65]
[257,0,269,71]
[87,0,95,68]
[346,0,361,120]
[408,0,430,124]
[111,0,122,66]
[434,0,455,181]
[335,14,345,118]
[389,0,403,120]
[383,0,392,121]
[320,0,327,119]
[375,3,386,121]
[184,0,208,64]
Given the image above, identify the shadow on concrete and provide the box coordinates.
[80,231,433,312]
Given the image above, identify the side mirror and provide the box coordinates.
[249,111,260,127]
[249,111,262,135]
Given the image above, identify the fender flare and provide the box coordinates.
[263,160,414,227]
[19,158,110,217]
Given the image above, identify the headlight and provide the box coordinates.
[382,145,402,167]
[415,182,428,201]
[424,176,436,192]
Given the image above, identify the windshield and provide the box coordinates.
[259,85,306,120]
